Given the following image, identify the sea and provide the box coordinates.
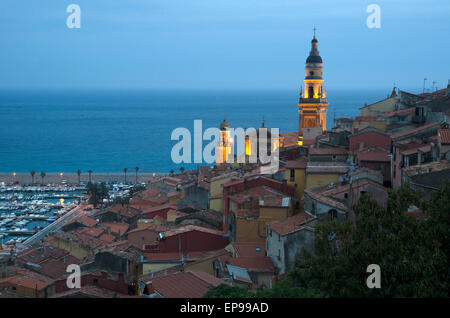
[0,89,390,173]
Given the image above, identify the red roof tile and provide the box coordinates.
[391,121,441,139]
[439,129,450,144]
[149,271,225,298]
[285,156,307,169]
[226,257,275,272]
[267,212,316,236]
[309,147,348,155]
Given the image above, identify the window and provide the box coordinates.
[308,86,314,98]
[290,169,295,181]
[344,193,348,199]
[332,155,337,161]
[329,210,338,220]
[310,71,314,76]
[295,201,300,210]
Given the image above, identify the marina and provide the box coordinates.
[0,184,87,246]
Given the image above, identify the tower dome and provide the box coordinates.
[220,118,229,130]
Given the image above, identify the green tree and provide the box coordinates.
[289,185,449,297]
[40,171,46,185]
[30,171,36,185]
[86,182,109,208]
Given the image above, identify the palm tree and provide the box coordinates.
[124,168,128,184]
[88,170,93,183]
[77,169,81,185]
[30,171,36,185]
[135,166,139,184]
[40,172,46,185]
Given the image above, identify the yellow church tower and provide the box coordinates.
[216,118,232,164]
[297,31,328,145]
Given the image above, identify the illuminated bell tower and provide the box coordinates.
[216,118,232,164]
[297,31,328,145]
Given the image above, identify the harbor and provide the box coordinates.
[0,184,86,246]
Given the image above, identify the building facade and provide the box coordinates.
[298,34,328,145]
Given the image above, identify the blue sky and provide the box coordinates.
[0,0,449,92]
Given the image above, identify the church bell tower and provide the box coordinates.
[297,30,328,145]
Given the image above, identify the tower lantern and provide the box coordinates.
[297,31,328,145]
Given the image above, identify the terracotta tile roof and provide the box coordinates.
[163,225,224,237]
[80,227,105,238]
[128,224,168,234]
[231,242,265,258]
[51,285,127,298]
[356,149,390,162]
[143,252,182,262]
[0,275,51,291]
[33,256,80,279]
[226,257,275,272]
[439,129,450,144]
[139,203,177,215]
[267,212,316,236]
[64,215,98,228]
[280,131,299,147]
[99,222,130,236]
[18,245,69,265]
[378,107,415,118]
[55,231,106,249]
[304,189,350,213]
[403,160,450,177]
[309,147,348,155]
[285,156,307,169]
[149,271,226,298]
[391,121,441,139]
[130,188,168,205]
[98,233,116,243]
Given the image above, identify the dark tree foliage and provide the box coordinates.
[204,183,449,298]
[290,184,449,297]
[203,277,324,298]
[86,182,109,208]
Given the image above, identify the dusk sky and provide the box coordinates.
[0,0,449,92]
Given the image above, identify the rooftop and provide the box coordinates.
[267,212,316,236]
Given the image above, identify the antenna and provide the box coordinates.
[313,26,317,37]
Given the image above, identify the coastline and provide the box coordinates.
[0,172,165,185]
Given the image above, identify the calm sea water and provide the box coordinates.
[0,89,388,173]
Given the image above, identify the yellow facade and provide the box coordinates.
[235,217,265,243]
[209,174,234,212]
[359,94,397,117]
[142,263,179,275]
[305,173,340,189]
[352,118,387,133]
[285,167,306,212]
[53,236,97,259]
